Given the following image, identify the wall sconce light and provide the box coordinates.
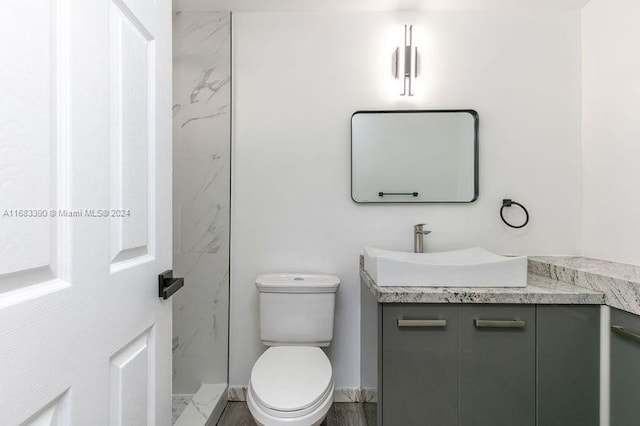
[392,25,418,96]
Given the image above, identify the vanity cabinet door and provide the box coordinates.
[382,304,459,426]
[610,308,640,426]
[459,305,536,426]
[537,305,600,426]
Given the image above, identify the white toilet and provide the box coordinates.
[247,273,340,426]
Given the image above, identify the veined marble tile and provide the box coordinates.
[173,12,231,156]
[174,152,229,210]
[172,394,193,424]
[177,110,230,154]
[175,383,227,426]
[172,10,231,397]
[171,241,230,382]
[180,203,230,255]
[173,301,228,357]
[173,353,228,395]
[173,253,229,304]
[173,12,230,62]
[173,154,230,256]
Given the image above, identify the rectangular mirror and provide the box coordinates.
[351,110,478,203]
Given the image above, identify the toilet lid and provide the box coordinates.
[250,346,332,412]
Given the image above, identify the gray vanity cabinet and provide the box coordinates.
[381,305,459,425]
[610,307,640,426]
[458,306,536,426]
[370,300,601,426]
[380,305,536,426]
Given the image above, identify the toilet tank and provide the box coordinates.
[256,273,340,347]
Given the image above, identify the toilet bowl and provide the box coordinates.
[247,347,334,426]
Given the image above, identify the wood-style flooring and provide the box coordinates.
[217,402,376,426]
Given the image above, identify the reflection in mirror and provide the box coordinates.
[351,110,478,203]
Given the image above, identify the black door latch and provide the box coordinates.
[158,270,184,300]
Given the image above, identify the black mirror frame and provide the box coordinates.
[350,109,479,204]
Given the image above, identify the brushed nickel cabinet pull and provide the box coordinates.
[612,325,640,344]
[474,319,525,328]
[397,317,447,328]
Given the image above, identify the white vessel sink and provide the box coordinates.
[363,247,527,287]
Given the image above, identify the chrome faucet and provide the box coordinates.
[414,224,431,253]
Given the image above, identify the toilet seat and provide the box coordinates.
[249,378,334,419]
[248,346,334,425]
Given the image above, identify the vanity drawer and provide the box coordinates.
[459,305,536,426]
[382,304,459,426]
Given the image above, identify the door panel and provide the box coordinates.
[110,329,154,426]
[459,305,535,426]
[610,308,640,426]
[109,0,155,268]
[22,392,70,426]
[0,0,172,424]
[382,304,459,426]
[537,305,600,426]
[0,0,70,298]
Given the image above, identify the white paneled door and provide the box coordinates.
[0,0,172,424]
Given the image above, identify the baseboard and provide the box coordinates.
[334,387,376,402]
[227,385,247,402]
[228,386,377,403]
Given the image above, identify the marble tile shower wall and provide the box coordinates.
[172,11,231,394]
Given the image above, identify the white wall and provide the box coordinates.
[231,11,582,388]
[582,0,640,266]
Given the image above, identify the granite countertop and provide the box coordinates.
[362,255,640,315]
[360,267,605,305]
[529,256,640,315]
